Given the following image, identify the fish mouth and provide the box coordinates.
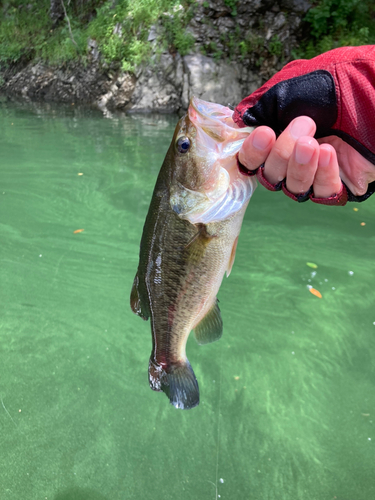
[189,97,233,121]
[188,97,252,143]
[187,96,253,168]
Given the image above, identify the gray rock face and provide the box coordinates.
[0,51,267,114]
[2,62,110,104]
[129,54,184,113]
[182,55,252,109]
[127,53,261,113]
[0,0,311,113]
[280,0,311,14]
[98,73,136,111]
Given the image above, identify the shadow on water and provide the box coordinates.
[54,488,109,500]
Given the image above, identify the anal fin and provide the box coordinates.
[130,273,149,320]
[194,299,223,345]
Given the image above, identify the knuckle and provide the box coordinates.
[272,144,292,162]
[239,152,264,170]
[289,168,311,184]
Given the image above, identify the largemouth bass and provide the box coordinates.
[131,97,256,409]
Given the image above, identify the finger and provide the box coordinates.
[238,126,276,171]
[285,137,320,195]
[264,116,316,184]
[313,144,342,198]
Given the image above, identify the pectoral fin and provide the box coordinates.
[130,274,149,321]
[226,236,238,278]
[194,300,223,345]
[184,223,215,265]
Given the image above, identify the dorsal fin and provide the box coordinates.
[194,300,223,345]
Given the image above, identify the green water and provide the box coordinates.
[1,99,374,500]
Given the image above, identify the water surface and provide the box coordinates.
[1,99,375,500]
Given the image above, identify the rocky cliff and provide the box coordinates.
[0,0,311,113]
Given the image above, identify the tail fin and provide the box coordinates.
[148,358,199,410]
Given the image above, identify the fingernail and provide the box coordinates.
[295,140,315,164]
[319,146,332,168]
[290,117,315,139]
[252,130,272,151]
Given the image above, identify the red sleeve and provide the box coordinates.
[234,46,375,157]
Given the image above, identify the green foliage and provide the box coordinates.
[224,0,238,17]
[305,0,361,38]
[268,35,283,57]
[39,19,87,62]
[87,2,132,64]
[161,4,196,56]
[0,0,89,64]
[0,0,196,70]
[299,0,375,58]
[0,1,50,63]
[223,31,263,60]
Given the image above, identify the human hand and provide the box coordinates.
[238,116,375,203]
[234,46,375,204]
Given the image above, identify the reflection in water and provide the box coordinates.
[0,98,375,500]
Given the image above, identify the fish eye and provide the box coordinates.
[176,136,191,154]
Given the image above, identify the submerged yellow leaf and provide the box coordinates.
[309,288,322,299]
[306,262,318,269]
[353,207,359,211]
